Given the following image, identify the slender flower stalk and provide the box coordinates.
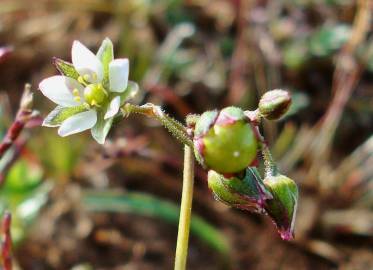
[174,145,194,270]
[261,142,278,177]
[122,103,193,147]
[122,103,195,269]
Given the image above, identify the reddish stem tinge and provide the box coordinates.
[0,84,37,159]
[1,212,12,270]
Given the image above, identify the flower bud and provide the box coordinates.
[259,89,291,120]
[263,174,298,240]
[207,168,272,212]
[194,107,258,174]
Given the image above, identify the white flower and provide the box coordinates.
[39,38,138,144]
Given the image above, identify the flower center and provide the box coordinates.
[83,83,108,107]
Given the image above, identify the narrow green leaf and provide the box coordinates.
[83,190,230,256]
[90,112,114,144]
[96,38,114,88]
[53,57,80,80]
[43,105,87,127]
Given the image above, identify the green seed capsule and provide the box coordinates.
[263,174,298,240]
[194,107,258,174]
[259,89,291,120]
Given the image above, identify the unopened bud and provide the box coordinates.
[263,174,298,240]
[194,107,258,174]
[259,89,291,120]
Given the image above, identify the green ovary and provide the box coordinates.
[203,121,257,174]
[84,84,108,107]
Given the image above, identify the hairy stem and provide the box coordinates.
[261,142,278,177]
[174,145,194,270]
[122,103,193,147]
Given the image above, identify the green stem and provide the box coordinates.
[174,145,195,270]
[122,103,196,268]
[122,103,193,147]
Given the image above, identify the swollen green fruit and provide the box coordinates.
[207,168,272,212]
[193,107,258,174]
[259,89,291,120]
[263,174,298,240]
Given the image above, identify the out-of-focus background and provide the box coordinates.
[0,0,372,269]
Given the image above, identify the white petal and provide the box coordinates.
[72,40,103,83]
[104,96,121,120]
[109,58,129,93]
[39,76,83,107]
[58,110,97,137]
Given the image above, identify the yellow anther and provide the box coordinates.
[83,74,90,82]
[74,96,81,102]
[72,88,80,96]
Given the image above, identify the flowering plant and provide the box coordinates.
[38,38,299,270]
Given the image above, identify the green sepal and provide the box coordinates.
[208,168,272,212]
[91,111,114,144]
[226,167,272,205]
[96,38,114,89]
[218,106,246,122]
[53,57,80,80]
[42,105,87,127]
[264,174,298,240]
[208,170,248,207]
[119,81,139,105]
[193,146,205,168]
[194,110,218,138]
